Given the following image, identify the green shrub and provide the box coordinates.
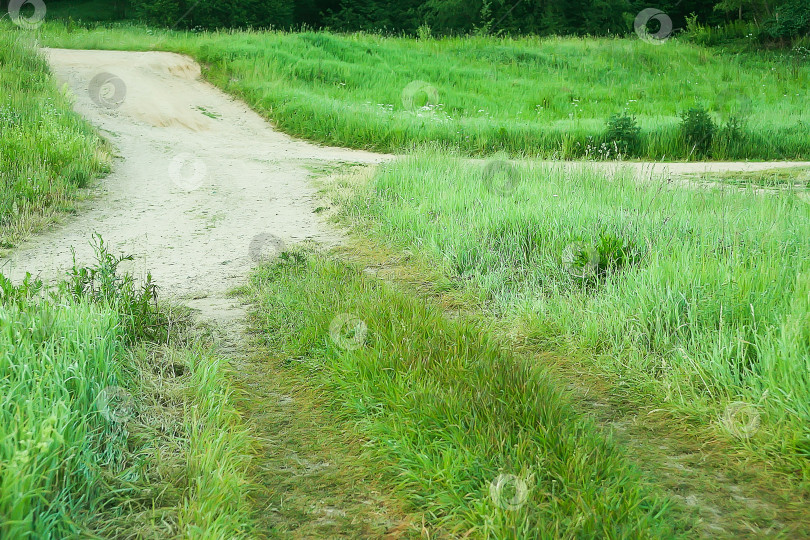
[680,107,716,158]
[761,0,810,43]
[129,0,294,29]
[604,113,642,157]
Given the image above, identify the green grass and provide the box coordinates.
[137,344,253,539]
[0,282,123,538]
[0,29,109,250]
[0,243,253,538]
[38,22,810,160]
[240,252,688,538]
[331,153,810,481]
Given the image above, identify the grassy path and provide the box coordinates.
[326,239,810,538]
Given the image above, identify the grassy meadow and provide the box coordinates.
[0,31,109,250]
[38,22,810,160]
[3,14,810,537]
[330,153,810,477]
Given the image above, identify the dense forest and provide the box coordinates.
[19,0,810,41]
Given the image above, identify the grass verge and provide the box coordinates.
[37,22,810,160]
[0,238,253,538]
[239,251,688,537]
[0,29,109,253]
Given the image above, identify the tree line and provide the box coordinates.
[27,0,810,41]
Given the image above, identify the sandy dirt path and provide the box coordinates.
[2,48,387,320]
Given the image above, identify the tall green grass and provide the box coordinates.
[0,279,123,538]
[242,253,687,537]
[0,242,253,538]
[40,23,810,160]
[0,29,108,248]
[337,153,810,476]
[0,252,253,538]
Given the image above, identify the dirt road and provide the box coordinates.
[4,48,809,316]
[2,48,385,321]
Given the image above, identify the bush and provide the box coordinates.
[604,113,641,157]
[761,0,810,43]
[128,0,183,27]
[680,107,716,158]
